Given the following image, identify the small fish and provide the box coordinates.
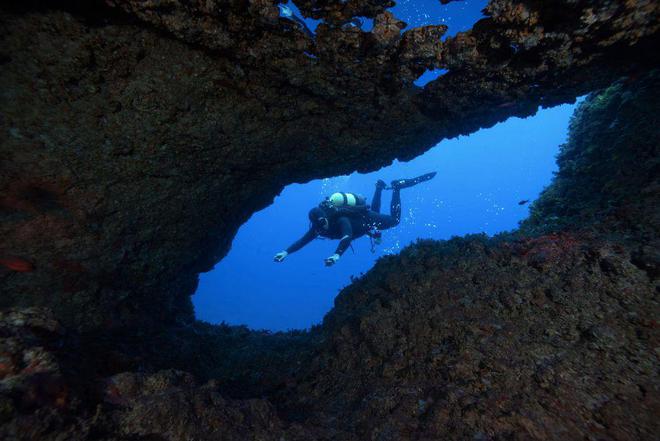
[0,257,35,272]
[518,200,530,206]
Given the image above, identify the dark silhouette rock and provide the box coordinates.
[1,1,659,439]
[1,0,657,332]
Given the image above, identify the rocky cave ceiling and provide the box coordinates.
[0,0,658,333]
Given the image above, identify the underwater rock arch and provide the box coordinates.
[1,1,659,439]
[1,0,657,332]
[1,74,658,440]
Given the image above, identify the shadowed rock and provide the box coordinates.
[0,1,659,439]
[1,0,657,332]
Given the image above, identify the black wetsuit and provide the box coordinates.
[286,185,401,256]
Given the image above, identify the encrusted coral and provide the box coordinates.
[1,1,659,439]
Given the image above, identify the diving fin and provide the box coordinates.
[389,172,437,190]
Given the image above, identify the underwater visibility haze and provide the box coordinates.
[194,102,580,331]
[193,0,500,331]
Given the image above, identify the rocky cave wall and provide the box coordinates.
[1,1,659,440]
[1,70,658,441]
[279,74,659,440]
[522,73,660,240]
[1,0,658,334]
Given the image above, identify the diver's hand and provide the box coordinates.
[274,251,288,262]
[324,254,340,267]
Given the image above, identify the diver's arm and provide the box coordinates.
[286,227,318,254]
[334,217,353,256]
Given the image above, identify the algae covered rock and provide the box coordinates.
[523,71,660,239]
[0,1,659,440]
[284,233,658,439]
[1,0,658,334]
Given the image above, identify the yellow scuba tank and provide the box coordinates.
[327,192,367,208]
[320,192,368,219]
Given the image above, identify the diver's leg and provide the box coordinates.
[390,188,401,225]
[372,180,386,213]
[367,212,398,230]
[365,190,401,231]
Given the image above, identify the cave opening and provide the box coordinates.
[193,101,582,331]
[278,0,489,34]
[391,0,488,32]
[2,0,657,434]
[414,68,449,87]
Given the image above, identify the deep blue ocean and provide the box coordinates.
[193,1,581,331]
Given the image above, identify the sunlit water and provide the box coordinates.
[194,102,581,331]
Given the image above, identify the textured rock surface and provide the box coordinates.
[2,69,658,441]
[285,234,658,439]
[1,0,658,332]
[0,308,89,441]
[522,73,660,239]
[0,309,318,440]
[279,75,660,439]
[1,1,659,439]
[102,369,318,441]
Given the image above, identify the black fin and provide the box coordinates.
[390,172,437,189]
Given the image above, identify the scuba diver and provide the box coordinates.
[273,172,437,267]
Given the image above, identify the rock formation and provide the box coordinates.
[1,1,659,439]
[2,0,658,332]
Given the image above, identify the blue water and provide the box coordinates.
[282,0,487,86]
[194,102,580,331]
[282,0,488,35]
[391,0,487,32]
[414,69,449,87]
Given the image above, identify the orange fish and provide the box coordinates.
[0,257,35,272]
